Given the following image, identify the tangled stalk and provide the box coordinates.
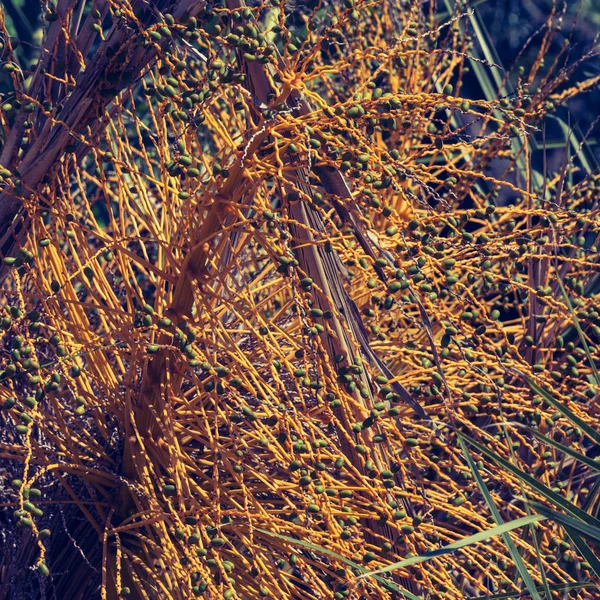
[1,0,600,598]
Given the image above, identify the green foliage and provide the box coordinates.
[1,1,600,599]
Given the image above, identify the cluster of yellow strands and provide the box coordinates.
[1,0,600,598]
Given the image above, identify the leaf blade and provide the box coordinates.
[458,437,542,600]
[254,528,420,600]
[457,431,600,529]
[357,515,544,579]
[505,371,600,446]
[525,426,600,473]
[530,502,600,545]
